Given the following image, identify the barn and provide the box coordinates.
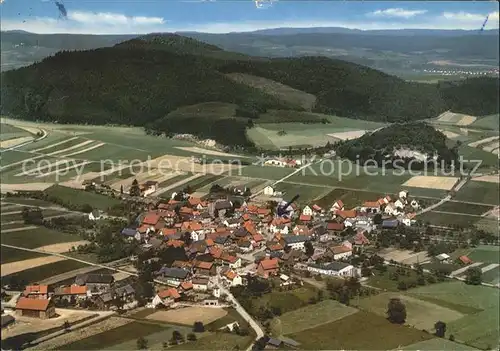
[15,297,56,319]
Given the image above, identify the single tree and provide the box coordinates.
[304,240,315,257]
[193,321,205,333]
[434,321,447,338]
[449,334,455,342]
[120,185,124,194]
[171,330,184,344]
[63,320,71,332]
[465,267,482,285]
[387,298,407,324]
[136,336,148,350]
[130,179,141,197]
[187,333,197,341]
[162,341,169,350]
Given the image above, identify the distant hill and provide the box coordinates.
[2,29,498,74]
[1,33,498,149]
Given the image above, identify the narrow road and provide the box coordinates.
[0,127,47,154]
[250,158,320,199]
[417,177,468,215]
[216,281,264,351]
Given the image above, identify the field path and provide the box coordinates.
[481,263,499,273]
[449,262,483,277]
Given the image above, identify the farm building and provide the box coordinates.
[23,285,49,299]
[15,298,55,319]
[307,261,356,277]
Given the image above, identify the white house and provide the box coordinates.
[330,245,353,260]
[301,206,313,216]
[192,277,209,292]
[384,203,398,216]
[307,262,356,277]
[223,270,243,286]
[399,190,409,200]
[212,287,221,298]
[264,159,287,167]
[282,235,309,251]
[88,210,102,221]
[263,186,275,196]
[280,274,292,286]
[394,199,405,210]
[330,200,345,212]
[269,224,290,235]
[141,181,158,197]
[411,200,420,209]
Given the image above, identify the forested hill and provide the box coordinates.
[1,33,498,147]
[335,123,458,165]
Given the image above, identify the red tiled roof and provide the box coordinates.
[377,198,386,205]
[363,201,380,208]
[224,270,237,280]
[312,204,322,211]
[299,214,312,222]
[24,285,48,295]
[60,286,87,295]
[166,240,184,248]
[459,256,473,264]
[180,207,193,214]
[195,261,213,270]
[190,222,202,231]
[334,200,344,208]
[257,208,271,216]
[161,228,177,236]
[16,297,50,311]
[335,210,357,218]
[168,199,180,205]
[181,281,193,291]
[259,258,279,270]
[205,238,215,246]
[188,197,202,206]
[221,254,238,264]
[268,243,284,251]
[252,233,264,242]
[172,260,192,269]
[327,222,345,231]
[143,213,161,225]
[209,247,223,258]
[158,288,180,299]
[353,232,370,245]
[331,245,352,255]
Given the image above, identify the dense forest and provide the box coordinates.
[1,34,498,147]
[335,123,459,166]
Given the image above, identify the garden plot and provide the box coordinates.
[145,307,227,325]
[403,176,458,190]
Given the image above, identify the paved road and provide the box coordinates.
[216,280,264,351]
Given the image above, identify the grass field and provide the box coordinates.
[2,259,90,285]
[467,245,500,264]
[399,338,480,350]
[0,246,46,264]
[457,145,499,169]
[315,187,388,209]
[248,287,319,316]
[409,281,500,349]
[401,186,449,198]
[418,211,480,227]
[469,114,500,131]
[454,181,499,205]
[168,333,253,351]
[366,266,426,292]
[433,201,493,215]
[239,165,295,180]
[2,197,56,207]
[0,123,32,141]
[273,182,331,205]
[288,311,433,350]
[474,217,499,234]
[356,292,465,330]
[43,185,121,210]
[279,299,357,335]
[1,225,81,249]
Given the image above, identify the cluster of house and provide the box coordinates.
[83,179,159,197]
[9,274,136,320]
[263,157,302,168]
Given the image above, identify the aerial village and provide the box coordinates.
[2,180,424,321]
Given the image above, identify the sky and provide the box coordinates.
[0,0,499,35]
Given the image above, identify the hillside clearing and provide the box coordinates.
[225,72,316,110]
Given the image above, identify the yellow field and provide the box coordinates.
[145,306,227,325]
[403,176,458,190]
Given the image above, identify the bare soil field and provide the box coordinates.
[109,170,184,192]
[35,241,89,253]
[438,129,461,139]
[174,146,246,158]
[28,316,131,351]
[327,130,367,140]
[403,176,458,190]
[482,140,500,152]
[437,111,477,126]
[456,115,477,126]
[468,136,499,148]
[0,182,54,193]
[0,136,34,149]
[473,175,499,183]
[1,256,67,276]
[145,306,227,325]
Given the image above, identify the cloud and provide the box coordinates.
[68,11,165,26]
[441,11,499,29]
[369,8,428,18]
